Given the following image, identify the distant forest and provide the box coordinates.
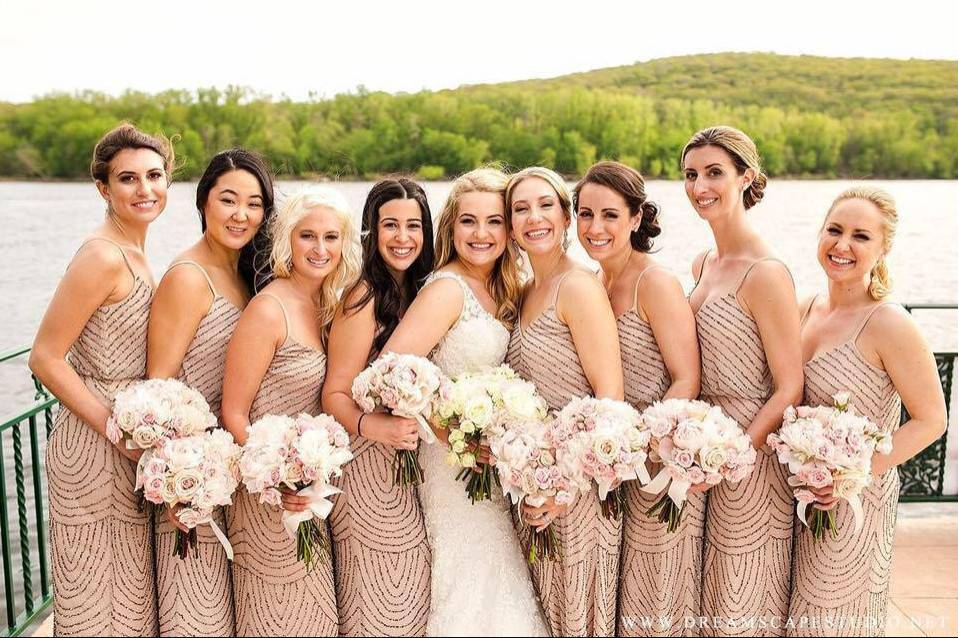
[2,53,956,180]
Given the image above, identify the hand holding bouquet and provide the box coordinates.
[768,391,893,540]
[491,419,578,563]
[239,412,353,569]
[352,352,450,486]
[550,397,651,519]
[107,378,217,450]
[137,429,241,559]
[434,365,548,502]
[640,399,756,532]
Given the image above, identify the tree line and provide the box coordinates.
[2,53,956,180]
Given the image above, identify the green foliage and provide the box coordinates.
[1,53,956,179]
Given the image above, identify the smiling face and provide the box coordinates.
[203,169,265,251]
[683,145,753,221]
[452,191,508,270]
[818,197,886,287]
[575,182,637,262]
[377,198,424,277]
[290,206,344,283]
[509,176,569,255]
[96,147,168,224]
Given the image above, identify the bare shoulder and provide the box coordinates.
[865,302,918,342]
[691,249,711,281]
[70,238,128,279]
[639,266,683,296]
[158,262,213,300]
[560,268,605,298]
[419,273,465,301]
[339,280,375,317]
[742,258,795,295]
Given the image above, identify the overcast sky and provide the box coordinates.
[3,0,955,103]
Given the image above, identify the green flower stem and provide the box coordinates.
[646,494,685,533]
[393,449,425,488]
[296,519,331,571]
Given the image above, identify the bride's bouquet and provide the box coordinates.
[352,352,451,487]
[767,392,893,540]
[550,397,651,519]
[239,412,353,569]
[491,419,578,563]
[639,399,756,532]
[107,378,217,450]
[137,429,241,559]
[434,365,548,502]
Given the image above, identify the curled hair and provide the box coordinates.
[195,148,275,293]
[435,167,524,329]
[345,178,435,353]
[268,186,362,345]
[827,186,898,301]
[505,166,574,251]
[90,122,175,185]
[681,125,767,210]
[573,160,661,253]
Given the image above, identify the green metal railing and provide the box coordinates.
[0,304,954,635]
[0,346,55,636]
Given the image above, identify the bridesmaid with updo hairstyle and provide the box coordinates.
[30,123,173,636]
[682,125,804,637]
[574,160,702,637]
[221,186,361,636]
[323,178,434,636]
[787,187,945,636]
[505,166,625,637]
[147,148,274,637]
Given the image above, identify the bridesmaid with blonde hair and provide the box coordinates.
[29,123,173,636]
[682,126,804,637]
[147,148,274,636]
[323,178,434,636]
[221,185,361,636]
[574,160,702,637]
[506,165,625,637]
[787,187,945,636]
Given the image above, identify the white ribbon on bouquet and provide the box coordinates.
[640,468,692,509]
[796,493,865,534]
[281,483,342,538]
[394,410,437,445]
[597,462,651,501]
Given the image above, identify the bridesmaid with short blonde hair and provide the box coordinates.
[574,160,702,636]
[147,148,274,636]
[29,123,173,636]
[221,185,360,636]
[506,166,626,637]
[787,187,945,636]
[682,125,804,637]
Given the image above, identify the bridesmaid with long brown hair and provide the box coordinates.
[574,160,702,637]
[682,125,804,637]
[323,178,434,636]
[147,149,274,636]
[787,187,945,636]
[506,166,625,637]
[29,123,173,636]
[221,186,361,636]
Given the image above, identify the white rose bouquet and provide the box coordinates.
[107,378,217,450]
[136,429,241,559]
[239,412,353,569]
[491,419,577,563]
[550,397,651,520]
[434,365,548,502]
[639,399,756,532]
[351,352,451,486]
[768,392,893,540]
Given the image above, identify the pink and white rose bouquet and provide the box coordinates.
[768,391,893,540]
[351,352,451,486]
[136,428,241,559]
[239,412,353,569]
[640,399,756,532]
[107,378,217,450]
[550,397,651,519]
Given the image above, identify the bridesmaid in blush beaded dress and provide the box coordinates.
[30,124,174,636]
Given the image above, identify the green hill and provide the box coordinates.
[1,52,956,179]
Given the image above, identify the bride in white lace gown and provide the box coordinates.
[382,169,548,637]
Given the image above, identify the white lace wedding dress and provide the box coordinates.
[418,271,549,637]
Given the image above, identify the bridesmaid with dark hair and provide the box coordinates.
[682,125,804,637]
[574,160,702,637]
[787,187,945,637]
[506,166,626,637]
[147,148,274,636]
[29,122,173,636]
[323,177,434,637]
